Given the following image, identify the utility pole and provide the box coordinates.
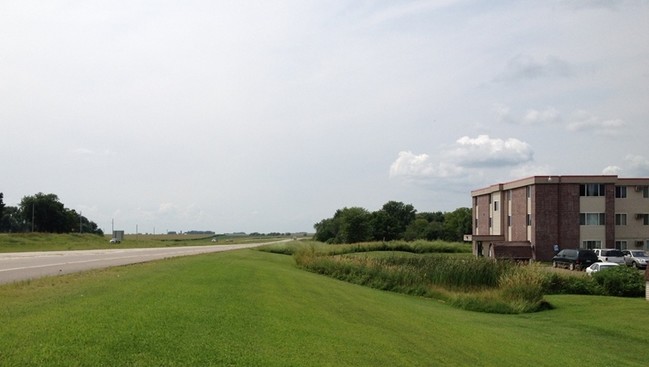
[31,202,35,232]
[79,211,83,233]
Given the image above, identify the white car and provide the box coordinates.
[585,262,619,275]
[593,249,625,264]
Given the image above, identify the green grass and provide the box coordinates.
[0,233,286,252]
[0,249,648,366]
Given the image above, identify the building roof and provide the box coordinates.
[471,175,649,197]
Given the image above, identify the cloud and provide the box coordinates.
[566,110,626,135]
[602,165,622,175]
[509,163,554,178]
[623,154,649,176]
[496,55,574,82]
[389,151,464,179]
[451,135,534,167]
[389,135,535,186]
[522,107,562,125]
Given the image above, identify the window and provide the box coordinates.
[582,240,601,249]
[615,186,627,198]
[526,214,532,226]
[643,186,649,198]
[636,214,649,225]
[507,190,512,201]
[493,201,498,211]
[526,186,531,198]
[507,215,511,227]
[580,183,605,197]
[615,213,627,226]
[615,240,627,250]
[580,213,606,225]
[489,217,492,228]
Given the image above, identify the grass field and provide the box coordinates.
[0,248,648,366]
[0,233,288,253]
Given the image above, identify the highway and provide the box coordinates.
[0,241,282,284]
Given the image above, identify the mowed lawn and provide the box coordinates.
[0,250,648,366]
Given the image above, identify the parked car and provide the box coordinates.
[585,262,619,276]
[109,238,121,244]
[552,249,599,271]
[593,249,625,264]
[621,250,649,269]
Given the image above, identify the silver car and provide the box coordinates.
[621,250,648,269]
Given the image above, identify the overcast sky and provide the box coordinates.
[1,1,648,234]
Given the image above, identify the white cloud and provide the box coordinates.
[602,165,622,175]
[389,151,464,179]
[523,107,561,125]
[566,110,626,135]
[451,135,534,167]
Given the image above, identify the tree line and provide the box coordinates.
[0,192,103,235]
[313,200,471,244]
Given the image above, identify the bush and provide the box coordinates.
[591,266,645,297]
[542,272,601,295]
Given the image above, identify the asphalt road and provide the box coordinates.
[0,241,285,284]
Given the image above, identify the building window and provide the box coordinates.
[489,217,492,228]
[615,213,627,226]
[526,186,531,198]
[507,190,512,201]
[526,214,531,226]
[582,240,601,249]
[639,214,649,225]
[642,186,649,198]
[615,186,627,198]
[580,213,606,225]
[493,201,498,211]
[475,218,478,228]
[580,183,605,197]
[615,240,627,250]
[508,215,511,227]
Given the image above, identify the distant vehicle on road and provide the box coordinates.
[621,250,648,269]
[109,238,121,244]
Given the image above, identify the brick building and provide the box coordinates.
[471,175,649,262]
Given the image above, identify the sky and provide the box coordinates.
[1,0,648,234]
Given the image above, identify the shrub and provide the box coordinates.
[591,266,645,297]
[541,272,601,295]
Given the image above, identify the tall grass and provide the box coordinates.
[292,244,553,313]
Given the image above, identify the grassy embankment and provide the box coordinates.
[0,233,288,252]
[259,240,645,313]
[1,247,648,366]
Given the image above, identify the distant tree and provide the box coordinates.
[370,201,416,241]
[0,193,4,225]
[20,193,68,232]
[18,193,103,235]
[0,206,26,232]
[314,217,337,243]
[442,207,472,241]
[336,207,372,244]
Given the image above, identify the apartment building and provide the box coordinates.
[471,175,649,262]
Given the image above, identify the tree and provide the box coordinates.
[442,207,472,242]
[371,201,416,241]
[336,207,372,244]
[0,193,4,226]
[18,193,103,234]
[20,193,69,232]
